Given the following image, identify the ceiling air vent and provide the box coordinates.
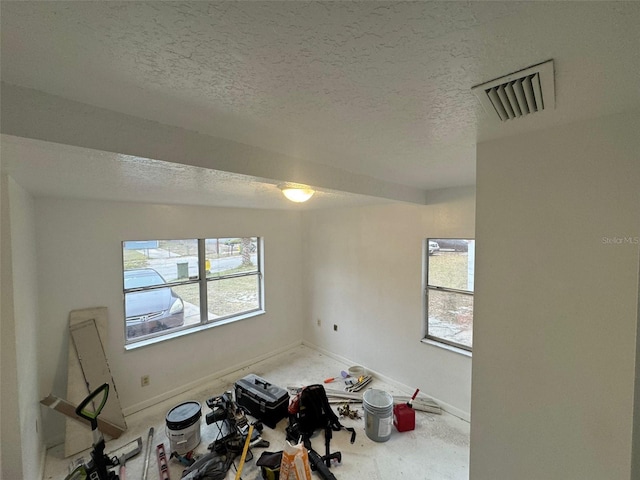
[472,60,555,122]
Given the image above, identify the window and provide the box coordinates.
[123,238,263,344]
[424,238,475,351]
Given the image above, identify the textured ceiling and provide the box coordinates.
[1,1,639,208]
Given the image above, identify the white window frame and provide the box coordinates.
[123,237,264,347]
[423,238,474,353]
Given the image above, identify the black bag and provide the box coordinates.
[256,451,282,480]
[288,384,356,443]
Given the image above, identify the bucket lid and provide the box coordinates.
[166,401,201,430]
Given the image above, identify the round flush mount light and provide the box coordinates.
[278,184,315,203]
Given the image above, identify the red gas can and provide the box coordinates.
[393,403,415,432]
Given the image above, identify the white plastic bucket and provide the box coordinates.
[165,401,201,454]
[363,389,393,442]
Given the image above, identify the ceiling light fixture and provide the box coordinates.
[279,184,315,203]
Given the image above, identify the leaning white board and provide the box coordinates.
[65,307,126,457]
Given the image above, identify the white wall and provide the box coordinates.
[0,161,3,477]
[36,198,304,447]
[302,187,475,418]
[470,111,640,480]
[1,176,44,479]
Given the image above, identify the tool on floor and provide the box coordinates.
[205,391,254,451]
[157,443,170,480]
[109,437,142,480]
[141,427,154,480]
[234,424,254,480]
[305,439,339,480]
[170,450,196,467]
[251,437,270,449]
[194,389,270,479]
[345,374,372,392]
[64,383,119,480]
[323,371,349,383]
[337,404,361,420]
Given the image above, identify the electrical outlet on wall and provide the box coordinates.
[317,318,321,326]
[333,324,338,331]
[141,375,150,387]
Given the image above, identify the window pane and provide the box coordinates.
[174,283,201,327]
[123,239,199,285]
[207,274,260,318]
[125,283,200,341]
[206,237,258,278]
[428,239,474,291]
[123,237,263,345]
[428,289,473,348]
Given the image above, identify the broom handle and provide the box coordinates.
[142,427,154,480]
[234,425,254,480]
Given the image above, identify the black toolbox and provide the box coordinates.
[235,374,289,428]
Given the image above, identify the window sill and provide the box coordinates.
[124,310,266,351]
[421,338,472,358]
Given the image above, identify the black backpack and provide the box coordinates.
[288,384,356,443]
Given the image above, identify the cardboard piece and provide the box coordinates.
[65,307,126,457]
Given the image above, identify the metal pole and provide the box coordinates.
[141,427,154,480]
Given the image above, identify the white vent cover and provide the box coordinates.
[472,60,555,121]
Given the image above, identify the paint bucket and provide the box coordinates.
[362,389,393,442]
[165,401,201,454]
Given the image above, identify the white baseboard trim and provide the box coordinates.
[122,340,303,417]
[302,340,470,423]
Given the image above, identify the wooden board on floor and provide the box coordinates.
[321,387,442,414]
[65,307,126,457]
